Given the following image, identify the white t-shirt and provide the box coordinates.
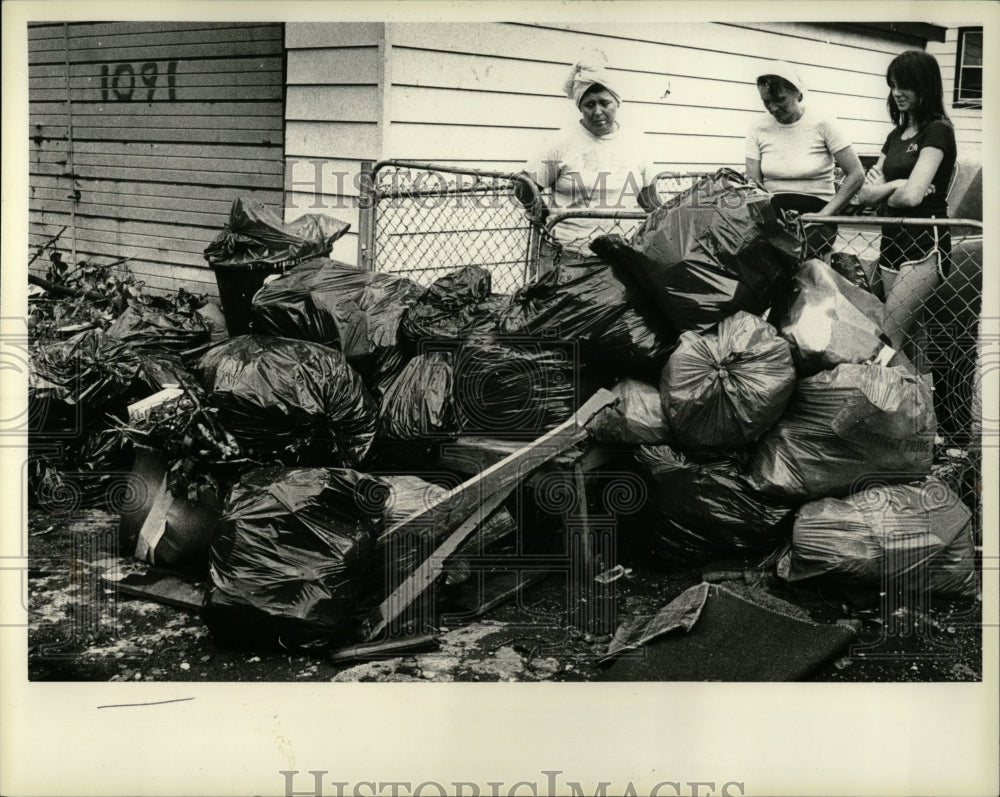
[525,122,657,248]
[744,108,852,198]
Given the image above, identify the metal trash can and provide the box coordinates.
[210,261,286,337]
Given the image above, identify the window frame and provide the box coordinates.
[953,26,983,108]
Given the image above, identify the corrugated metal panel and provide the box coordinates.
[28,22,285,297]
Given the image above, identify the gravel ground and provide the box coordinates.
[26,508,983,684]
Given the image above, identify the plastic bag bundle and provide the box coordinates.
[498,258,674,378]
[376,352,456,440]
[590,169,800,333]
[660,311,795,451]
[205,467,384,649]
[589,378,671,444]
[104,301,213,361]
[747,363,936,501]
[777,478,978,598]
[399,266,505,347]
[195,335,377,467]
[777,259,889,375]
[204,198,350,269]
[635,444,795,564]
[29,329,144,429]
[452,341,575,437]
[251,259,423,386]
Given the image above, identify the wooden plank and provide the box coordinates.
[31,150,284,178]
[362,388,617,641]
[29,85,285,103]
[28,22,277,42]
[30,196,229,230]
[31,138,284,162]
[29,225,212,267]
[30,173,281,206]
[286,22,383,49]
[285,120,380,160]
[30,212,217,249]
[30,56,284,82]
[328,634,438,664]
[286,85,380,123]
[105,569,208,612]
[29,125,283,146]
[287,48,381,85]
[30,161,283,189]
[29,39,283,66]
[285,157,369,200]
[30,112,284,131]
[29,101,284,118]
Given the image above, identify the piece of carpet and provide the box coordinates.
[601,583,856,681]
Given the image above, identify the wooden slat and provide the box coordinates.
[29,85,284,103]
[30,212,217,253]
[29,125,282,146]
[30,38,283,66]
[285,120,380,160]
[285,157,370,199]
[286,85,379,123]
[30,101,283,118]
[29,228,209,270]
[30,173,280,206]
[30,111,283,130]
[30,56,283,82]
[28,22,276,42]
[30,161,283,189]
[30,195,229,229]
[286,48,381,85]
[30,149,283,177]
[30,138,282,162]
[285,22,383,49]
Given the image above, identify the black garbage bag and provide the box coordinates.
[660,311,795,452]
[204,198,351,269]
[29,329,144,430]
[251,259,423,387]
[30,427,135,511]
[777,259,890,375]
[746,363,936,501]
[828,252,873,293]
[777,478,978,598]
[589,378,671,444]
[377,352,456,440]
[104,301,213,361]
[205,467,384,650]
[497,257,674,379]
[195,335,377,467]
[590,170,800,333]
[452,340,575,437]
[399,266,504,348]
[635,444,795,565]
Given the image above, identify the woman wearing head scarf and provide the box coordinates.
[519,51,660,271]
[745,60,864,258]
[852,50,957,357]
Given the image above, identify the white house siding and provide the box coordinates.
[379,21,924,185]
[927,26,983,150]
[283,23,384,265]
[28,22,286,296]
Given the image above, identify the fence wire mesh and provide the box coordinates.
[364,161,541,295]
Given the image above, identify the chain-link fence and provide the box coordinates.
[362,161,543,295]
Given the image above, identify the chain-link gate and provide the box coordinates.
[360,161,544,295]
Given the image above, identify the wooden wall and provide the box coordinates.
[28,22,285,297]
[927,26,983,151]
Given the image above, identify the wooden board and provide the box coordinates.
[363,389,617,640]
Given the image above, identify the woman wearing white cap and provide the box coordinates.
[519,51,660,271]
[745,61,864,258]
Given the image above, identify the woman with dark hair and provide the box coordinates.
[854,49,957,355]
[519,51,659,273]
[745,60,865,258]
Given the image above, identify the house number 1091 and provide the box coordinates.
[100,60,178,101]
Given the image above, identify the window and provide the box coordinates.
[954,27,982,107]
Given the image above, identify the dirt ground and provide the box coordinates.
[25,507,982,684]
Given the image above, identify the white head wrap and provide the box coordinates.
[757,60,807,98]
[563,50,621,107]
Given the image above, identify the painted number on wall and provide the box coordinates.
[100,61,178,101]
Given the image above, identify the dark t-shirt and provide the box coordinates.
[880,119,957,217]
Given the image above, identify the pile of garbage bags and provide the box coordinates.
[29,182,978,653]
